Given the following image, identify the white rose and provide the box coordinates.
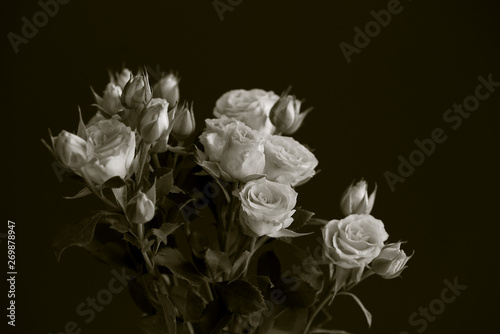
[199,117,244,162]
[214,89,279,134]
[238,178,298,237]
[54,130,90,171]
[263,135,318,186]
[86,112,106,127]
[372,242,412,279]
[323,214,388,269]
[219,123,266,181]
[82,118,136,184]
[199,118,265,181]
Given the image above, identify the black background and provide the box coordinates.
[2,0,500,333]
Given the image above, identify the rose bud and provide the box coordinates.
[121,74,152,110]
[138,98,170,144]
[100,83,123,115]
[372,242,413,279]
[269,95,295,134]
[109,68,133,89]
[282,98,312,135]
[340,179,377,216]
[150,102,182,153]
[126,191,155,225]
[172,102,195,140]
[153,73,180,108]
[54,130,88,171]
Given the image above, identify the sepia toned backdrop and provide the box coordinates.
[2,0,499,333]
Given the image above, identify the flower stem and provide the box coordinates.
[151,153,161,169]
[303,283,336,334]
[80,169,121,211]
[136,141,151,187]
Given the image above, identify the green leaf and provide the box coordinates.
[257,251,282,285]
[270,308,308,334]
[134,314,170,334]
[170,284,207,322]
[101,176,127,189]
[83,239,130,267]
[307,218,329,226]
[53,212,107,261]
[156,292,177,334]
[63,187,92,200]
[282,280,317,308]
[103,214,130,234]
[196,299,233,334]
[111,186,128,211]
[141,239,155,253]
[215,280,267,315]
[128,274,157,316]
[155,167,174,200]
[338,292,372,328]
[289,208,315,231]
[123,233,141,249]
[254,313,275,334]
[146,223,182,245]
[155,248,207,285]
[271,228,312,238]
[205,249,232,281]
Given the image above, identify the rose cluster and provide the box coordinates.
[47,69,195,185]
[199,89,318,238]
[322,180,412,283]
[46,70,413,334]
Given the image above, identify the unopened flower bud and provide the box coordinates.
[101,83,123,115]
[282,99,312,135]
[139,98,170,143]
[126,191,155,225]
[372,242,412,279]
[110,68,133,89]
[153,73,180,107]
[172,102,196,140]
[340,179,377,216]
[121,74,152,110]
[54,131,88,171]
[270,95,295,134]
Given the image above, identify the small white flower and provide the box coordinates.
[340,180,377,216]
[213,89,279,135]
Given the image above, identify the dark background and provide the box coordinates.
[2,0,499,333]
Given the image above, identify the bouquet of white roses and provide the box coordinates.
[44,67,412,334]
